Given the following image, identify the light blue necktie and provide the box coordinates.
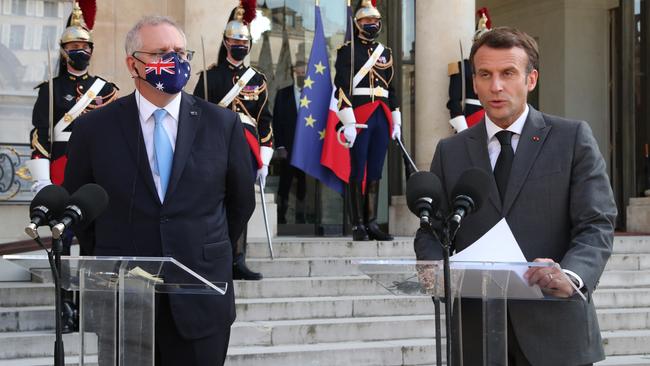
[153,108,173,199]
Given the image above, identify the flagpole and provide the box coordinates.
[200,36,209,101]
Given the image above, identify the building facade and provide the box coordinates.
[0,0,647,245]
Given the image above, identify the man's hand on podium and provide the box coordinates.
[524,258,575,298]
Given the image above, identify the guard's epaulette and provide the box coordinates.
[337,41,352,51]
[448,61,460,76]
[34,81,48,90]
[251,66,267,79]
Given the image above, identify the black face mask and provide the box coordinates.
[229,45,249,62]
[361,23,380,39]
[295,75,305,89]
[67,49,91,71]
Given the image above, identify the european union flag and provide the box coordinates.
[291,5,344,194]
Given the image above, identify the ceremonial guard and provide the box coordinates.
[334,0,400,241]
[446,7,491,132]
[26,1,118,332]
[193,0,271,280]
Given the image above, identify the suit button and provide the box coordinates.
[160,216,169,223]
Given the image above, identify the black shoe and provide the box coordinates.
[366,220,393,241]
[352,225,369,241]
[233,261,263,281]
[61,301,78,334]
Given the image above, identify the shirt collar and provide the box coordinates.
[485,104,529,142]
[135,90,182,123]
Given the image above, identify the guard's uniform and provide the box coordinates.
[194,61,273,172]
[447,59,485,132]
[30,71,118,184]
[334,38,397,182]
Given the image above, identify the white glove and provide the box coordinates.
[343,125,357,147]
[337,107,358,147]
[449,115,468,132]
[391,110,402,140]
[31,180,53,194]
[25,159,52,195]
[256,165,268,188]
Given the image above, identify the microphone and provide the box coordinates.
[448,168,491,235]
[25,184,70,239]
[406,171,444,229]
[51,184,109,240]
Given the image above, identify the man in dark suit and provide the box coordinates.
[273,61,307,224]
[63,15,254,366]
[414,27,617,365]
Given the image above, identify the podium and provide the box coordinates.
[3,255,227,366]
[356,259,584,366]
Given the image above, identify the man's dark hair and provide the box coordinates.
[470,26,539,75]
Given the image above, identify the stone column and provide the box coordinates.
[390,0,475,236]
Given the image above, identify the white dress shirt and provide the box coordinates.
[485,104,529,170]
[294,84,302,110]
[135,90,181,202]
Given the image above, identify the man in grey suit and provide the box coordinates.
[414,27,617,365]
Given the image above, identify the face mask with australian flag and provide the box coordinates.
[143,51,191,94]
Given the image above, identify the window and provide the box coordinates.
[43,0,57,17]
[40,25,56,50]
[11,0,25,15]
[9,24,25,49]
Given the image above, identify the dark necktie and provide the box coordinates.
[494,130,515,201]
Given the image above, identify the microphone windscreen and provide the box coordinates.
[451,168,491,210]
[30,184,70,219]
[406,171,443,215]
[68,183,109,226]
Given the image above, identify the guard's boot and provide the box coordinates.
[365,180,393,241]
[278,197,288,224]
[232,229,263,280]
[295,199,306,224]
[349,181,369,241]
[61,299,78,334]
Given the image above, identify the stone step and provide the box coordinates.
[597,355,650,365]
[599,271,650,289]
[236,295,434,322]
[602,329,650,356]
[0,283,53,307]
[594,288,650,309]
[0,307,52,332]
[0,355,97,366]
[0,331,97,360]
[245,257,408,278]
[606,254,650,271]
[598,308,650,331]
[225,338,439,366]
[230,315,436,347]
[247,238,414,259]
[234,275,382,299]
[613,236,650,254]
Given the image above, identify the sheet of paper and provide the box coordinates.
[450,218,543,299]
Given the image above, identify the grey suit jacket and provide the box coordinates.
[414,106,617,365]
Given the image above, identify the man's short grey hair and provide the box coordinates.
[124,15,187,55]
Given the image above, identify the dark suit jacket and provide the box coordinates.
[414,106,617,365]
[272,85,298,156]
[63,92,255,340]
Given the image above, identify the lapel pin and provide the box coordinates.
[190,111,198,116]
[532,136,540,142]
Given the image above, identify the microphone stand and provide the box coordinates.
[33,233,65,366]
[421,219,453,366]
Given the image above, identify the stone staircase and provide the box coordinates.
[0,236,649,365]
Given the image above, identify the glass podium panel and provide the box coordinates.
[355,259,584,366]
[3,255,227,366]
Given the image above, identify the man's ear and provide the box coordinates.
[527,69,539,92]
[125,57,138,78]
